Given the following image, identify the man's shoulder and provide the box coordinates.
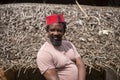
[40,42,48,50]
[39,42,51,52]
[62,40,71,44]
[37,42,52,56]
[62,40,72,46]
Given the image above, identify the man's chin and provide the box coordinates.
[49,37,62,46]
[51,40,62,46]
[52,42,61,46]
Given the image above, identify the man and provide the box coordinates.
[36,14,86,80]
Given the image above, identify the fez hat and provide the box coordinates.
[46,14,65,25]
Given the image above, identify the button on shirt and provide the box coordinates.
[37,40,80,80]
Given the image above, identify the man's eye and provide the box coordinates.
[57,30,62,32]
[50,29,55,32]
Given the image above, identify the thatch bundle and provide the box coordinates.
[0,3,120,78]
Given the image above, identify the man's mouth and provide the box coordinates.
[53,36,61,41]
[50,36,62,46]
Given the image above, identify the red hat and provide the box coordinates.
[46,14,65,25]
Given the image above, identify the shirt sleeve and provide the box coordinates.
[36,50,55,74]
[70,42,80,58]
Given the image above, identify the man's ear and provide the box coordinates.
[45,25,49,32]
[46,33,49,38]
[63,32,65,35]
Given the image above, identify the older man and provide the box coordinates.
[36,14,86,80]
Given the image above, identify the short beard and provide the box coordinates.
[50,36,62,46]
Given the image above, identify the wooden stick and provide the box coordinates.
[75,0,88,17]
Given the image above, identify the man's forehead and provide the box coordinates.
[49,23,63,28]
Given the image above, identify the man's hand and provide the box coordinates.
[43,68,60,80]
[76,57,86,80]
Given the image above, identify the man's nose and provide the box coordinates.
[53,31,59,35]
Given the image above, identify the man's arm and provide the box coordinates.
[75,57,86,80]
[43,68,60,80]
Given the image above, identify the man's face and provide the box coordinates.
[47,23,64,46]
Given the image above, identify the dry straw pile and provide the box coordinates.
[0,3,120,76]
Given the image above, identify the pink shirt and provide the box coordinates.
[37,40,80,80]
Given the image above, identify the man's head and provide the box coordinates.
[45,14,66,46]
